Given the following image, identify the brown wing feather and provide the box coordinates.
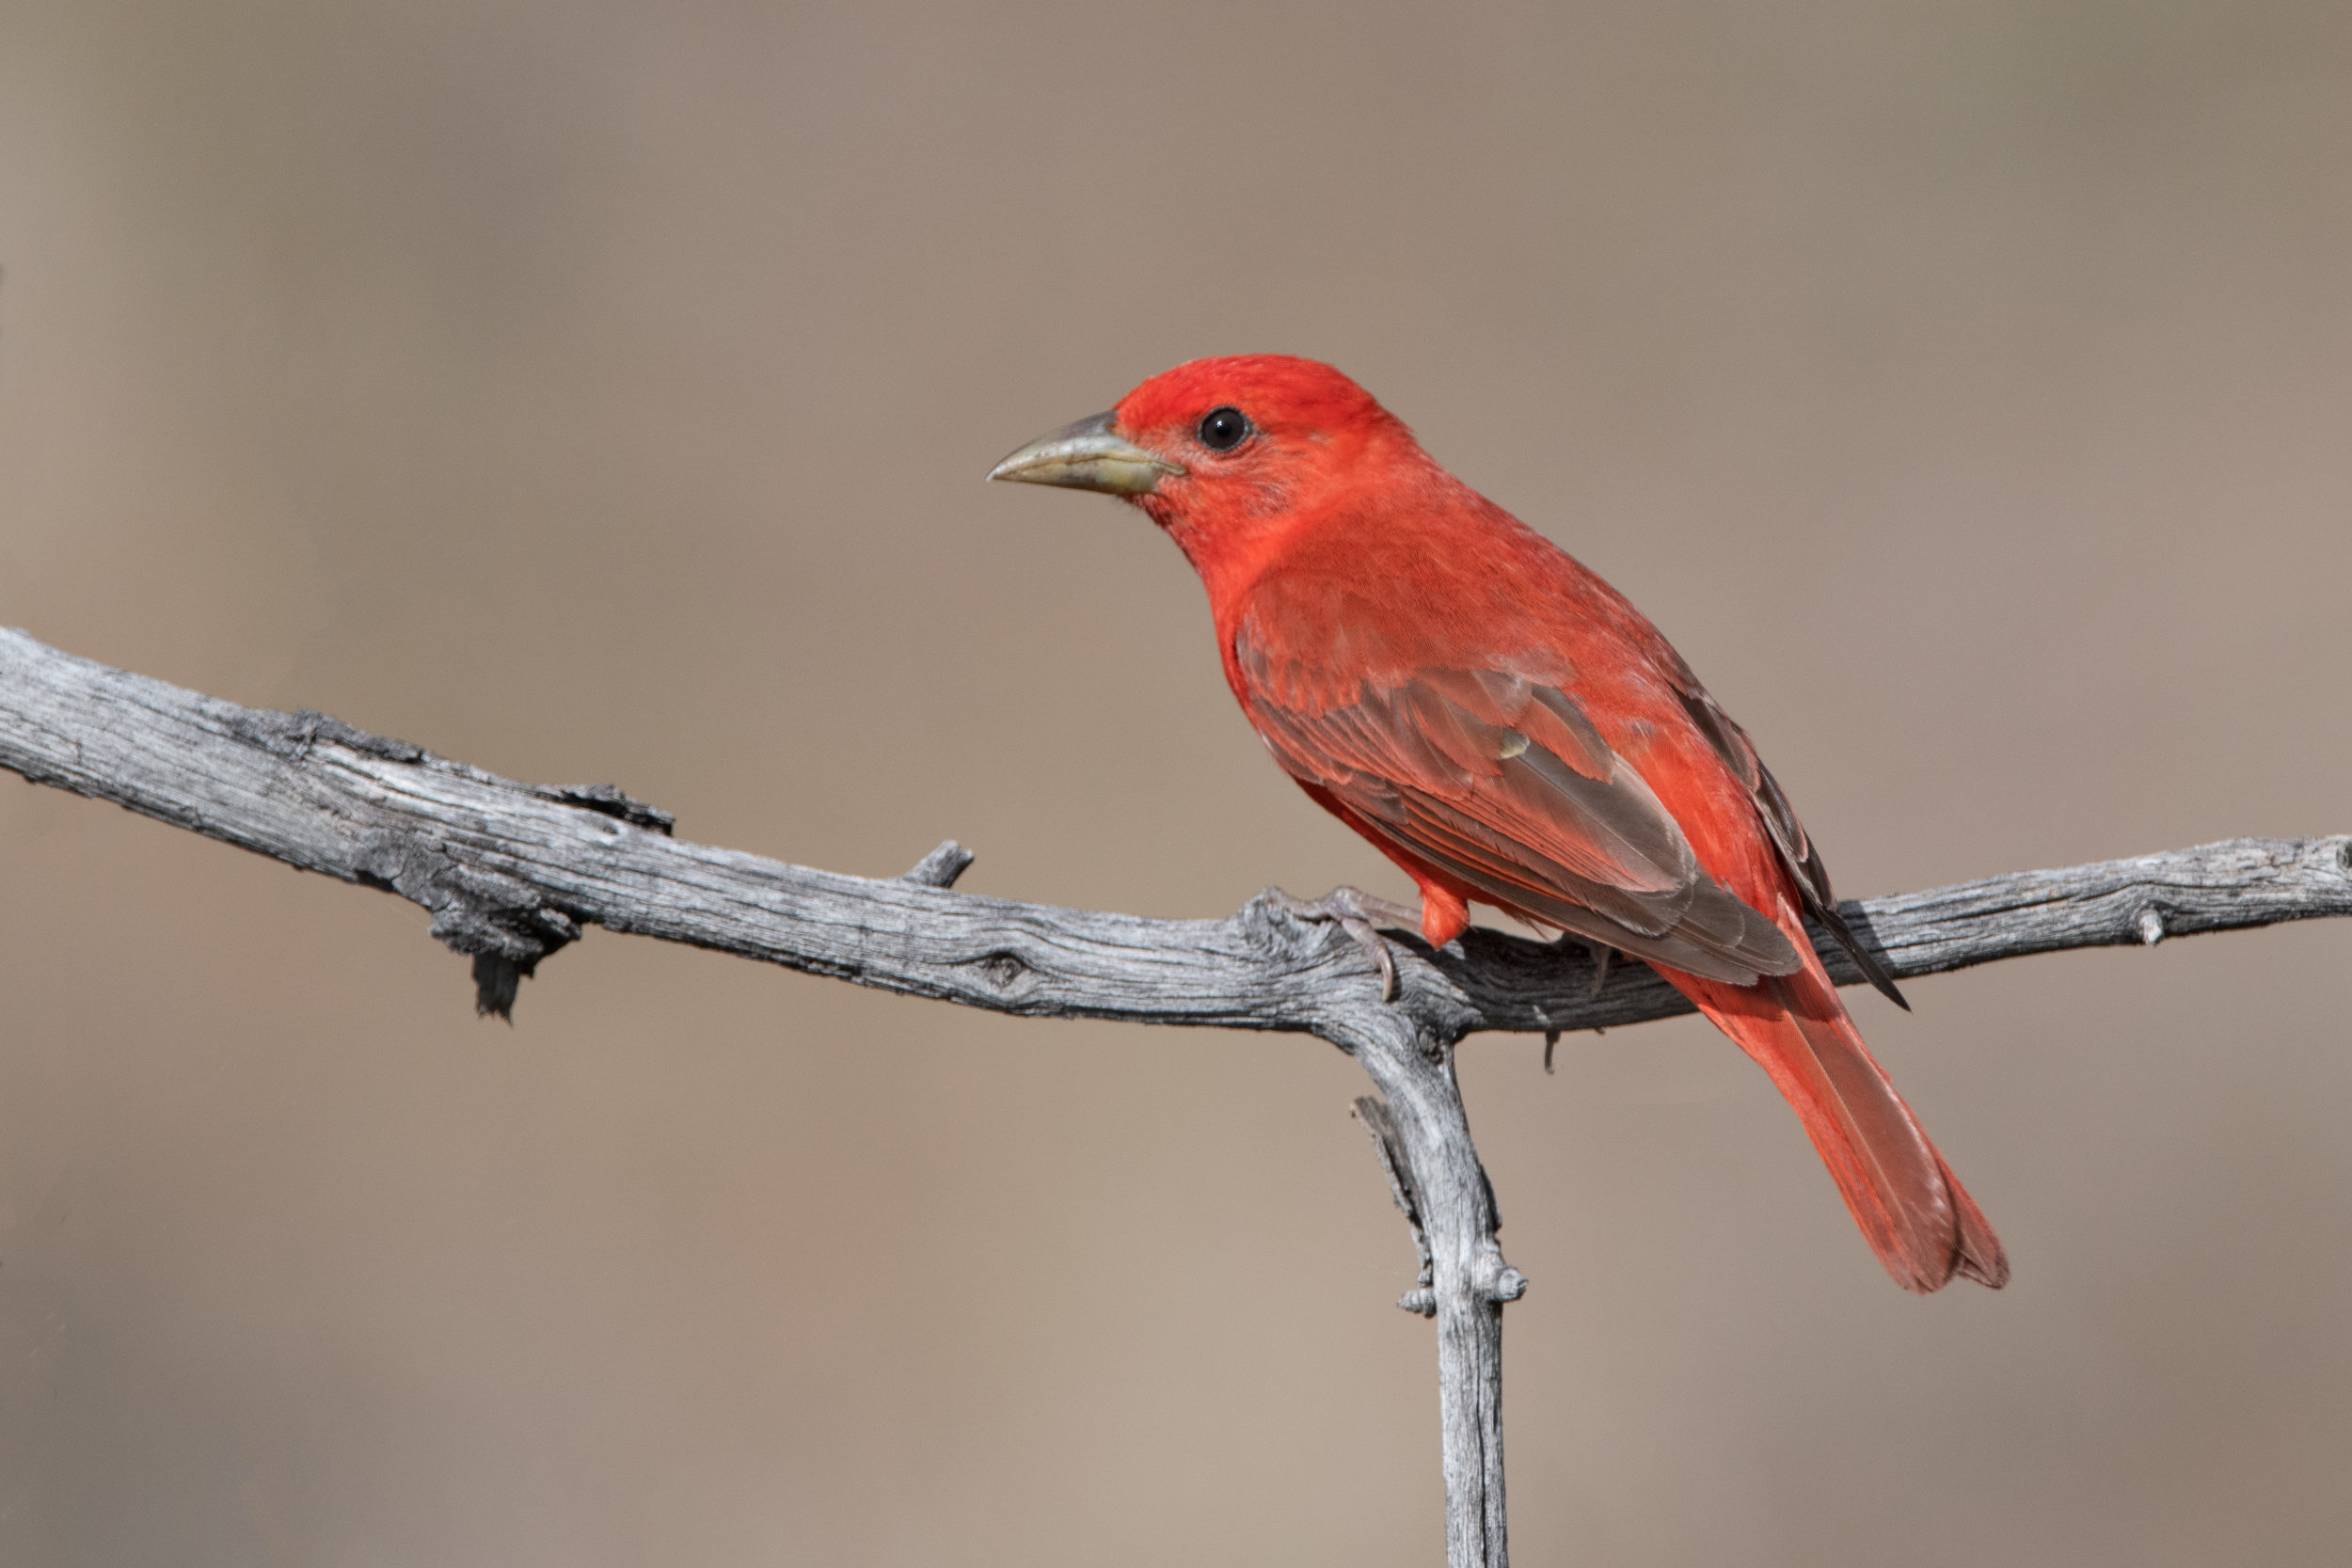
[1668,685,1909,1007]
[1234,626,1800,985]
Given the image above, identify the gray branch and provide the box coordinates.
[6,626,2348,1568]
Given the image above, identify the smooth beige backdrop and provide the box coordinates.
[3,3,2348,1563]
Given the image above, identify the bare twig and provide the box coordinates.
[6,626,2349,1568]
[901,839,976,888]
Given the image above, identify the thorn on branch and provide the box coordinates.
[901,840,976,888]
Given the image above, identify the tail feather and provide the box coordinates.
[1660,958,2008,1292]
[1940,1153,2010,1289]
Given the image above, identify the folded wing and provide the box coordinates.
[1233,624,1798,985]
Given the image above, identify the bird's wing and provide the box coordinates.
[1666,682,1909,1008]
[1233,622,1800,986]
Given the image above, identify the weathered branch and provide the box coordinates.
[6,628,2342,1036]
[6,625,2349,1568]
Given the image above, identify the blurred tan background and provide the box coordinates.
[1,1,2348,1563]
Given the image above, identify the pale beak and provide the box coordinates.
[987,410,1185,496]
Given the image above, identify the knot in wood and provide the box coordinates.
[1484,1263,1530,1304]
[966,948,1033,991]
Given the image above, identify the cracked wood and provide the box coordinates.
[4,627,2344,1032]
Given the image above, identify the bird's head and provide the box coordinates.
[989,355,1425,579]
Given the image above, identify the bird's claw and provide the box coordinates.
[1264,886,1419,1003]
[1584,941,1616,998]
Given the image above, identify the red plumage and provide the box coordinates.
[1008,354,2006,1292]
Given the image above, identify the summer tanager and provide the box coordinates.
[991,355,2005,1292]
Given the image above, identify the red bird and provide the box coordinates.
[991,355,2006,1293]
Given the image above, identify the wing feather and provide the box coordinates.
[1669,685,1909,1007]
[1235,623,1799,982]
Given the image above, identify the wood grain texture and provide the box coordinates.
[9,628,2341,1038]
[7,624,2348,1568]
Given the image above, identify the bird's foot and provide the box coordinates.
[1263,886,1421,1002]
[1583,940,1617,998]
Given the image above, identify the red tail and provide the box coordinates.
[1661,958,2008,1292]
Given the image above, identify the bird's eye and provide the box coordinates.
[1196,405,1252,452]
